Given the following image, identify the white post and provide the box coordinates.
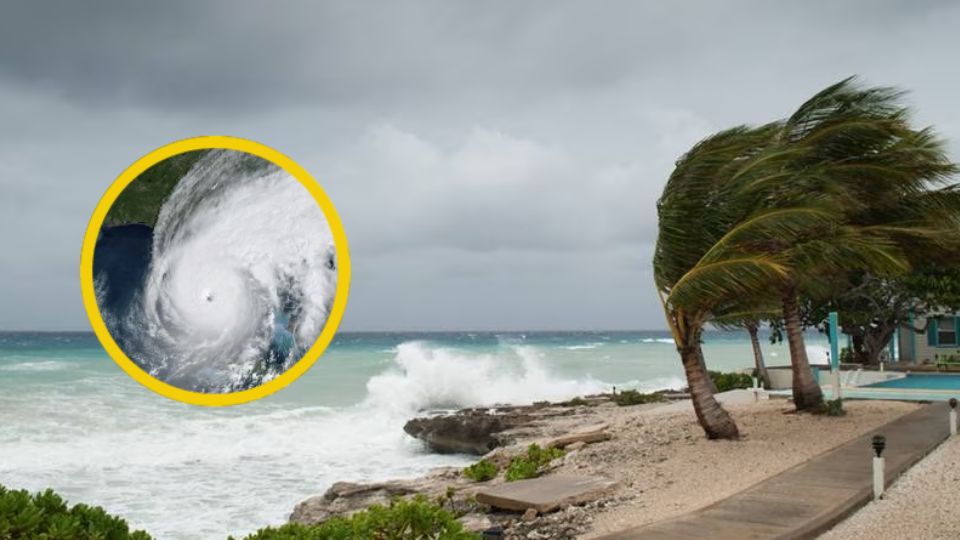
[872,435,886,501]
[873,456,884,500]
[833,369,843,400]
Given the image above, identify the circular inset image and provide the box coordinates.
[80,137,350,406]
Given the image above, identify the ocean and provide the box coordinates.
[0,330,828,539]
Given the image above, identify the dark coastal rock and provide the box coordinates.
[403,410,536,454]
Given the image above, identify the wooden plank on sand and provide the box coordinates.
[475,475,618,513]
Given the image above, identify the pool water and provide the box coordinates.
[865,374,960,390]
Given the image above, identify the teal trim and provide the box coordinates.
[928,318,939,347]
[828,311,839,369]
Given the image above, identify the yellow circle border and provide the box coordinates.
[79,136,351,406]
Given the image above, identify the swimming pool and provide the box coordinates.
[865,374,960,390]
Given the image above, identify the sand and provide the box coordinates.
[818,430,960,539]
[555,396,920,538]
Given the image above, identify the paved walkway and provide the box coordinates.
[596,402,951,540]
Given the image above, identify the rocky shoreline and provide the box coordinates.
[288,394,920,539]
[291,394,645,538]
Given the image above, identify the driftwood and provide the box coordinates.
[543,423,611,449]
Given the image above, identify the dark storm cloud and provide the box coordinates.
[1,1,959,330]
[1,1,945,112]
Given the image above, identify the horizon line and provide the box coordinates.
[0,327,762,334]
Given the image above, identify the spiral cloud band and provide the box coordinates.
[95,150,337,392]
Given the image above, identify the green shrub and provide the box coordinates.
[818,398,846,417]
[463,459,498,482]
[558,396,590,407]
[839,347,854,364]
[709,371,754,393]
[0,484,152,540]
[235,495,478,540]
[505,444,565,482]
[612,389,663,406]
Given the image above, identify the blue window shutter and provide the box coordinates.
[928,318,939,346]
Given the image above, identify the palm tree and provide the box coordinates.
[741,78,957,409]
[655,124,800,439]
[656,78,955,430]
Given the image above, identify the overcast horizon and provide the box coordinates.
[2,1,959,332]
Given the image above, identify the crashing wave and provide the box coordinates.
[363,341,611,413]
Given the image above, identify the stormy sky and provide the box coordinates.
[1,1,958,331]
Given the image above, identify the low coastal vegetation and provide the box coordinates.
[462,444,565,483]
[462,459,498,482]
[505,444,565,482]
[0,483,477,540]
[708,371,754,393]
[611,389,663,406]
[818,398,846,417]
[235,495,478,540]
[0,484,152,539]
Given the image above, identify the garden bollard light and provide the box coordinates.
[872,435,885,500]
[950,398,958,436]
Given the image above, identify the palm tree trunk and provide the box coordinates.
[680,344,740,440]
[698,347,719,394]
[781,284,823,411]
[746,322,771,389]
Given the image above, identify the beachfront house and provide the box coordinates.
[898,313,960,364]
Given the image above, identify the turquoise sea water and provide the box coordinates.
[0,330,828,539]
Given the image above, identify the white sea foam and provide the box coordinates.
[0,395,461,539]
[564,342,604,350]
[616,375,687,392]
[109,150,337,392]
[0,360,70,372]
[641,338,676,344]
[0,340,624,539]
[364,342,611,413]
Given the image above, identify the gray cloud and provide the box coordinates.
[1,1,959,330]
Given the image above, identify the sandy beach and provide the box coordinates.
[562,397,920,537]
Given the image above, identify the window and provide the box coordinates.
[938,316,957,346]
